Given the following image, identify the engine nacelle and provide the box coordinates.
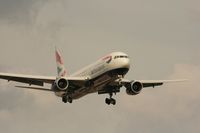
[55,78,69,91]
[126,81,143,95]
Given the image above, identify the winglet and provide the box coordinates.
[55,47,68,77]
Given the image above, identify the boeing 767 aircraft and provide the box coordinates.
[0,49,184,105]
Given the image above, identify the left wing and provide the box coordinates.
[99,79,187,95]
[119,79,187,88]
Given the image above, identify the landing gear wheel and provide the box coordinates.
[62,96,67,103]
[62,95,73,104]
[110,98,116,105]
[105,98,116,105]
[68,97,73,103]
[105,98,111,105]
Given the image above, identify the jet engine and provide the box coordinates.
[55,78,69,91]
[126,81,143,95]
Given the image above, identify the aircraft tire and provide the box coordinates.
[62,97,67,103]
[105,98,111,105]
[68,97,73,103]
[111,98,116,105]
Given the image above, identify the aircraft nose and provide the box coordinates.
[115,58,130,69]
[122,59,130,69]
[112,58,130,75]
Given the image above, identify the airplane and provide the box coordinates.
[0,49,185,105]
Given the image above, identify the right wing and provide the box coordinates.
[0,73,55,86]
[0,73,89,91]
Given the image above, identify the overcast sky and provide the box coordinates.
[0,0,200,133]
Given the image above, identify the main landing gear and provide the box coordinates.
[62,95,73,103]
[105,93,116,105]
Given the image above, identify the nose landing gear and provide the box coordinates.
[62,95,73,103]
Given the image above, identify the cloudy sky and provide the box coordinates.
[0,0,200,133]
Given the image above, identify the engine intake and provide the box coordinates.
[126,81,143,95]
[56,78,69,91]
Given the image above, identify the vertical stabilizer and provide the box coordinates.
[55,48,68,77]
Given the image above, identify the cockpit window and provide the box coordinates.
[114,55,128,59]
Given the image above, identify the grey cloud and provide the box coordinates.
[0,0,47,23]
[0,85,34,111]
[0,66,35,111]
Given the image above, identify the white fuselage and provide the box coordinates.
[55,52,130,99]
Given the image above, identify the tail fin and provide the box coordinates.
[55,48,68,77]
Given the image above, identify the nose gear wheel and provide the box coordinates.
[62,95,73,103]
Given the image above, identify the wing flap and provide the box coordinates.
[15,86,52,92]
